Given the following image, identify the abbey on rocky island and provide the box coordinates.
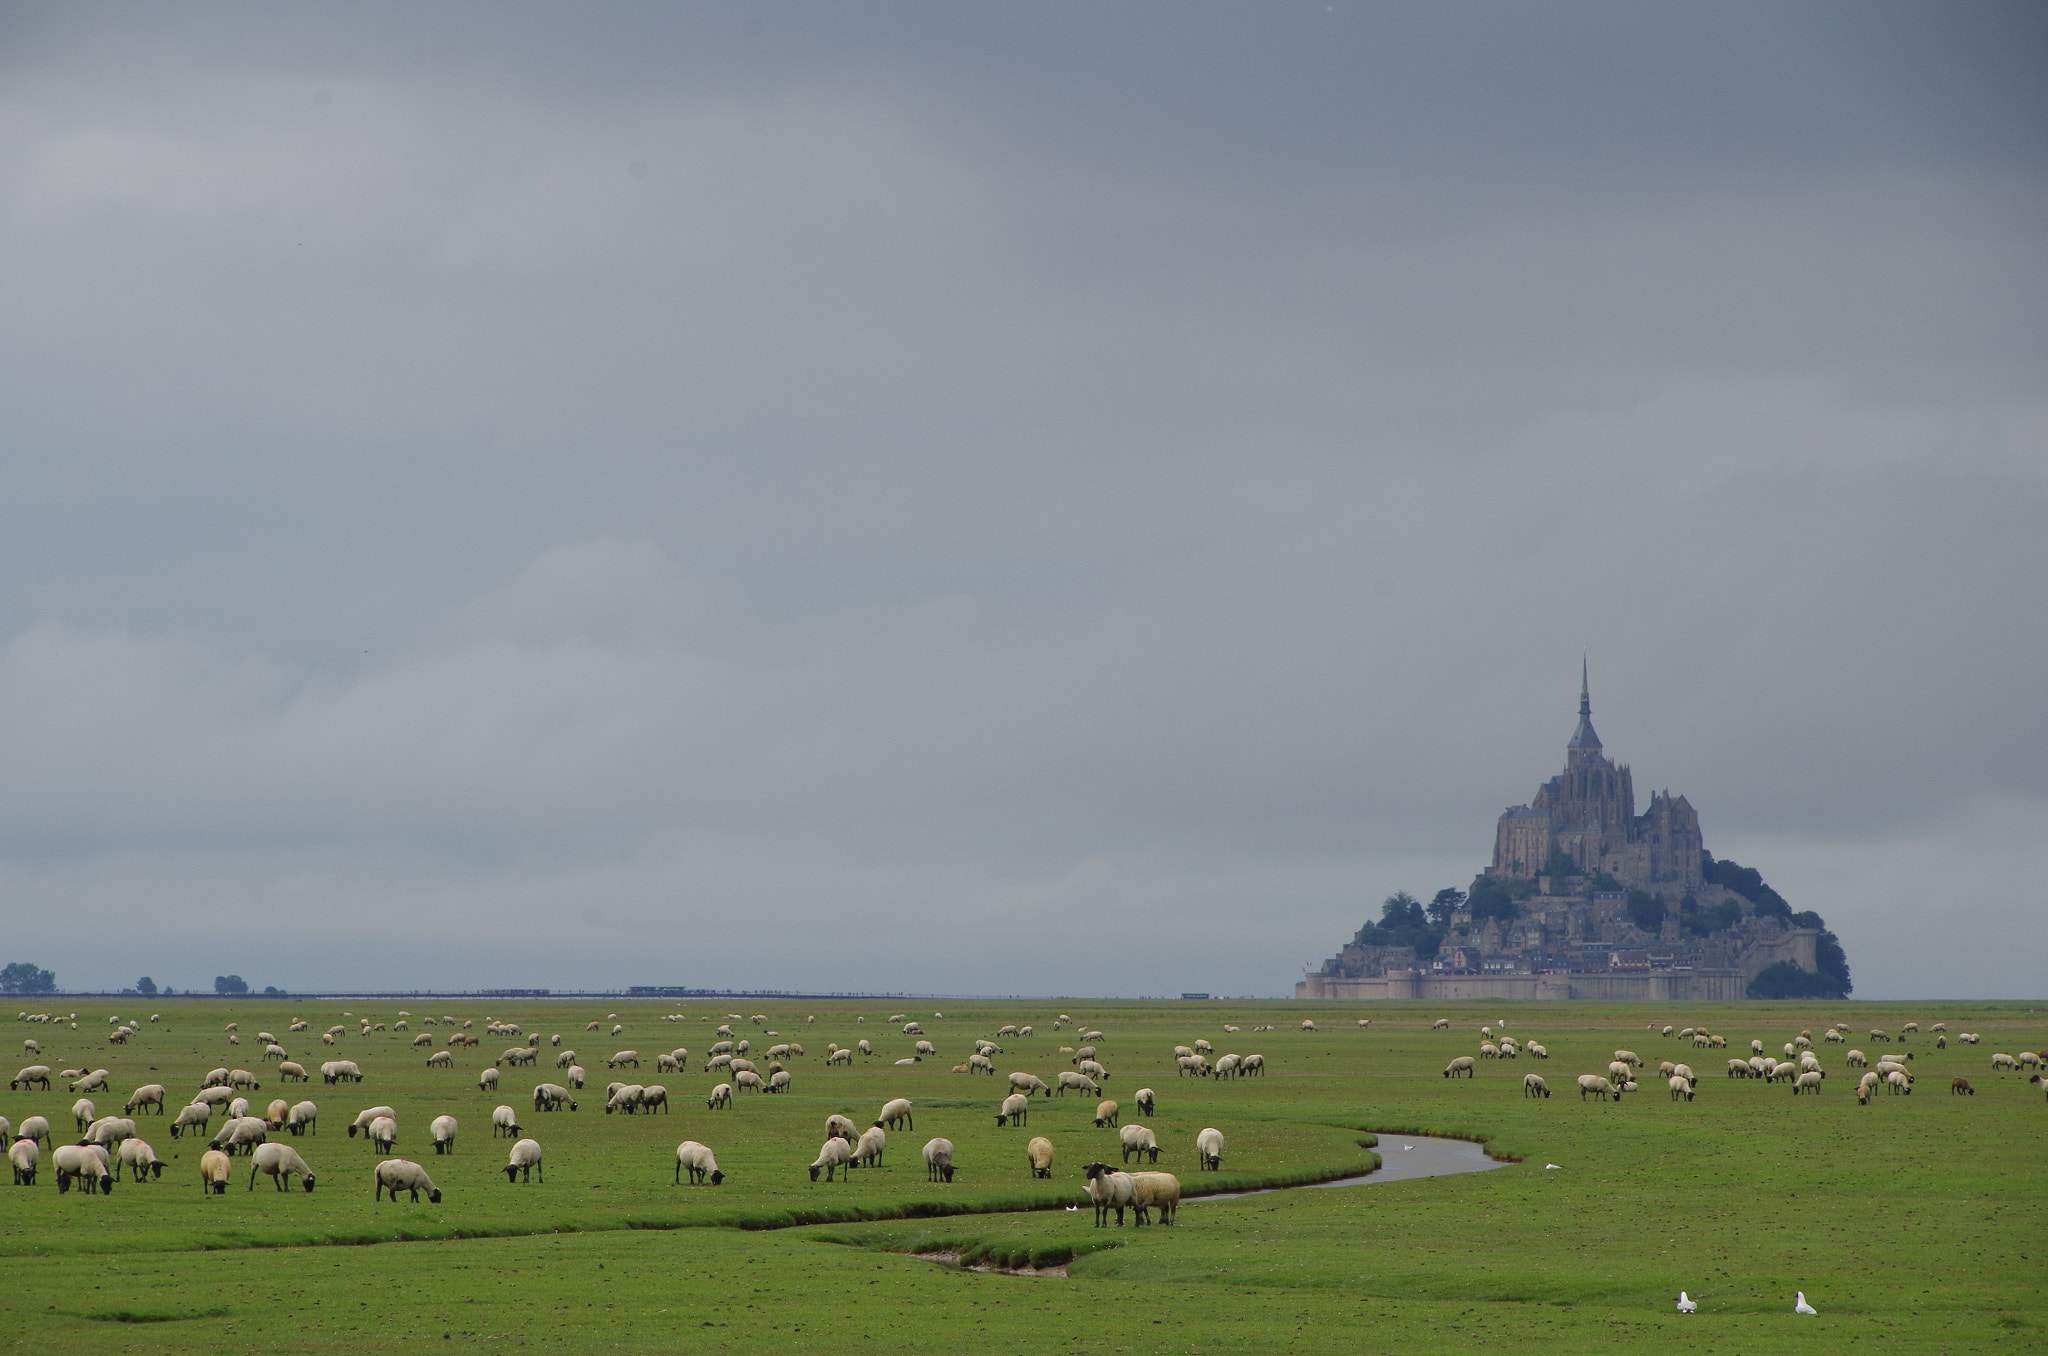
[1297,667,1825,1001]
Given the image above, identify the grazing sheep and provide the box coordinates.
[706,1083,733,1110]
[1056,1071,1101,1097]
[566,1065,586,1090]
[1129,1170,1181,1226]
[1444,1056,1476,1079]
[199,1148,234,1194]
[54,1143,114,1195]
[1523,1073,1551,1098]
[430,1115,458,1155]
[374,1158,442,1203]
[1094,1099,1120,1128]
[229,1096,252,1121]
[922,1137,955,1182]
[1991,1053,2019,1072]
[210,1116,268,1156]
[247,1142,314,1191]
[347,1106,396,1139]
[9,1138,37,1186]
[607,1050,640,1069]
[1669,1076,1696,1102]
[228,1069,261,1090]
[734,1070,766,1092]
[1792,1071,1824,1095]
[319,1062,360,1085]
[606,1084,646,1114]
[1432,1019,1451,1030]
[168,1102,213,1139]
[1951,1077,1975,1095]
[877,1098,914,1130]
[1007,1072,1050,1098]
[825,1113,858,1141]
[532,1083,577,1112]
[826,1048,852,1067]
[1026,1136,1054,1178]
[16,1115,52,1147]
[556,1050,578,1069]
[124,1084,167,1116]
[1195,1127,1224,1171]
[288,1101,318,1137]
[504,1138,543,1183]
[1083,1162,1136,1226]
[996,1093,1030,1127]
[70,1068,110,1094]
[1885,1070,1913,1095]
[1134,1087,1156,1117]
[278,1061,310,1083]
[490,1105,521,1138]
[478,1068,501,1093]
[1119,1124,1160,1164]
[1576,1074,1619,1101]
[71,1098,96,1130]
[809,1136,854,1182]
[852,1125,887,1169]
[367,1116,398,1155]
[675,1140,724,1185]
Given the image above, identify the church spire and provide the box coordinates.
[1569,655,1601,750]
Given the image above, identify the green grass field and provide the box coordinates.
[0,996,2040,1354]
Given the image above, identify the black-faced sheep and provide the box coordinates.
[877,1098,914,1130]
[199,1147,233,1193]
[374,1158,441,1203]
[675,1140,724,1185]
[1026,1135,1054,1178]
[1119,1124,1160,1164]
[1195,1127,1224,1170]
[1523,1073,1551,1098]
[504,1137,542,1183]
[809,1136,853,1182]
[1083,1162,1135,1226]
[431,1115,458,1155]
[996,1093,1030,1128]
[922,1137,955,1182]
[9,1138,38,1185]
[53,1143,113,1195]
[248,1142,314,1191]
[1129,1170,1180,1225]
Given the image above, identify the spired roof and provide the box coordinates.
[1569,657,1601,749]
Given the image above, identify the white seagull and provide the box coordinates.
[1676,1292,1697,1314]
[1795,1292,1818,1315]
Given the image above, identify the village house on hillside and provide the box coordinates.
[1297,668,1823,1001]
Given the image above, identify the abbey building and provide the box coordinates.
[1297,669,1818,1001]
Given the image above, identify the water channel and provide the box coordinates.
[1189,1131,1509,1203]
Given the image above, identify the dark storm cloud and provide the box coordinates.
[0,2,2042,998]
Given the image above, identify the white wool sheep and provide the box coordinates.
[288,1101,318,1137]
[1576,1074,1620,1101]
[922,1137,955,1182]
[1669,1076,1695,1102]
[53,1143,113,1195]
[374,1158,442,1203]
[1523,1073,1550,1098]
[117,1136,165,1182]
[71,1098,96,1130]
[198,1147,233,1193]
[852,1125,887,1169]
[1432,1019,1450,1029]
[877,1098,914,1130]
[210,1116,268,1155]
[1056,1071,1101,1097]
[8,1138,37,1186]
[70,1068,110,1094]
[824,1113,858,1141]
[1026,1135,1054,1178]
[996,1093,1030,1128]
[606,1084,647,1114]
[490,1104,522,1138]
[504,1137,543,1182]
[1195,1127,1224,1171]
[1129,1170,1181,1226]
[248,1141,315,1192]
[532,1083,577,1112]
[706,1083,734,1110]
[607,1050,640,1068]
[1119,1124,1160,1164]
[1083,1162,1136,1226]
[1444,1057,1476,1079]
[124,1084,167,1116]
[1607,1060,1633,1082]
[278,1061,310,1082]
[168,1103,213,1138]
[1793,1071,1824,1095]
[1007,1072,1050,1098]
[264,1098,291,1129]
[431,1115,459,1155]
[229,1097,252,1121]
[320,1061,360,1085]
[1094,1099,1120,1128]
[1134,1087,1157,1116]
[809,1136,855,1181]
[1886,1070,1913,1095]
[367,1115,398,1154]
[84,1115,137,1148]
[347,1106,397,1138]
[478,1068,500,1092]
[674,1140,724,1185]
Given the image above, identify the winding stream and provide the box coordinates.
[1190,1132,1509,1202]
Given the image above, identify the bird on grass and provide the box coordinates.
[1795,1292,1818,1315]
[1676,1292,1697,1314]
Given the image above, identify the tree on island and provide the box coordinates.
[0,962,57,994]
[135,976,157,995]
[215,974,249,996]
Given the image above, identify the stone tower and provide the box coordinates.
[1489,664,1703,890]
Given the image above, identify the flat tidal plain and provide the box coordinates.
[0,996,2040,1354]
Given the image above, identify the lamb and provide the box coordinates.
[197,1147,233,1193]
[504,1137,543,1182]
[8,1138,36,1186]
[1134,1087,1156,1116]
[430,1115,458,1155]
[1128,1170,1181,1226]
[853,1125,886,1169]
[922,1137,955,1182]
[288,1101,318,1136]
[374,1158,442,1203]
[1026,1136,1054,1178]
[877,1097,914,1130]
[1990,1053,2019,1072]
[53,1143,114,1195]
[706,1083,733,1110]
[16,1115,50,1147]
[1094,1100,1120,1128]
[124,1084,167,1116]
[1576,1074,1619,1101]
[1951,1077,1975,1095]
[247,1141,314,1191]
[825,1113,858,1141]
[1444,1056,1476,1079]
[1082,1162,1136,1226]
[1524,1073,1551,1098]
[1119,1124,1161,1164]
[367,1115,398,1154]
[348,1106,397,1139]
[809,1136,855,1181]
[1195,1127,1224,1171]
[996,1093,1030,1127]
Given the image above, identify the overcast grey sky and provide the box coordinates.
[1,2,2043,998]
